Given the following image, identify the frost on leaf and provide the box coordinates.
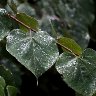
[56,48,96,96]
[6,29,59,78]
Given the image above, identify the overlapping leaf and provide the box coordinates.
[6,85,18,96]
[0,65,18,96]
[0,76,6,88]
[57,37,82,55]
[56,48,96,96]
[0,8,17,41]
[0,84,5,96]
[0,65,15,86]
[16,12,39,32]
[0,76,5,96]
[6,29,59,78]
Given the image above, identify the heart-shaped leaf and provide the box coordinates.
[56,48,96,96]
[6,29,59,78]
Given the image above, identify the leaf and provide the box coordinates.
[0,76,6,88]
[0,22,9,41]
[6,85,18,96]
[56,48,96,96]
[0,85,5,96]
[0,65,15,86]
[57,37,82,56]
[16,12,39,32]
[0,8,17,41]
[0,76,5,96]
[6,29,59,78]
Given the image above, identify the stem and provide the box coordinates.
[6,13,36,32]
[6,13,79,56]
[56,41,79,57]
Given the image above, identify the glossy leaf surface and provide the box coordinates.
[0,8,17,41]
[56,48,96,96]
[6,29,59,78]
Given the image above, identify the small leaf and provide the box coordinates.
[16,12,39,32]
[0,76,6,88]
[6,29,59,78]
[6,85,18,96]
[0,65,15,86]
[0,85,5,96]
[0,76,5,96]
[57,37,82,56]
[56,48,96,96]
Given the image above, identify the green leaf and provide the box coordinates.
[0,8,17,41]
[6,29,59,78]
[0,21,9,41]
[57,37,82,56]
[56,48,96,96]
[6,85,18,96]
[0,76,5,96]
[0,76,6,88]
[0,85,5,96]
[0,65,15,86]
[16,12,39,32]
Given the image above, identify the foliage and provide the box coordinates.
[0,0,96,96]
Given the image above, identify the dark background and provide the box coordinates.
[0,0,96,96]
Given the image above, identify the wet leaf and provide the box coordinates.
[0,8,17,41]
[56,48,96,96]
[57,37,82,56]
[6,29,59,78]
[16,12,39,32]
[6,85,18,96]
